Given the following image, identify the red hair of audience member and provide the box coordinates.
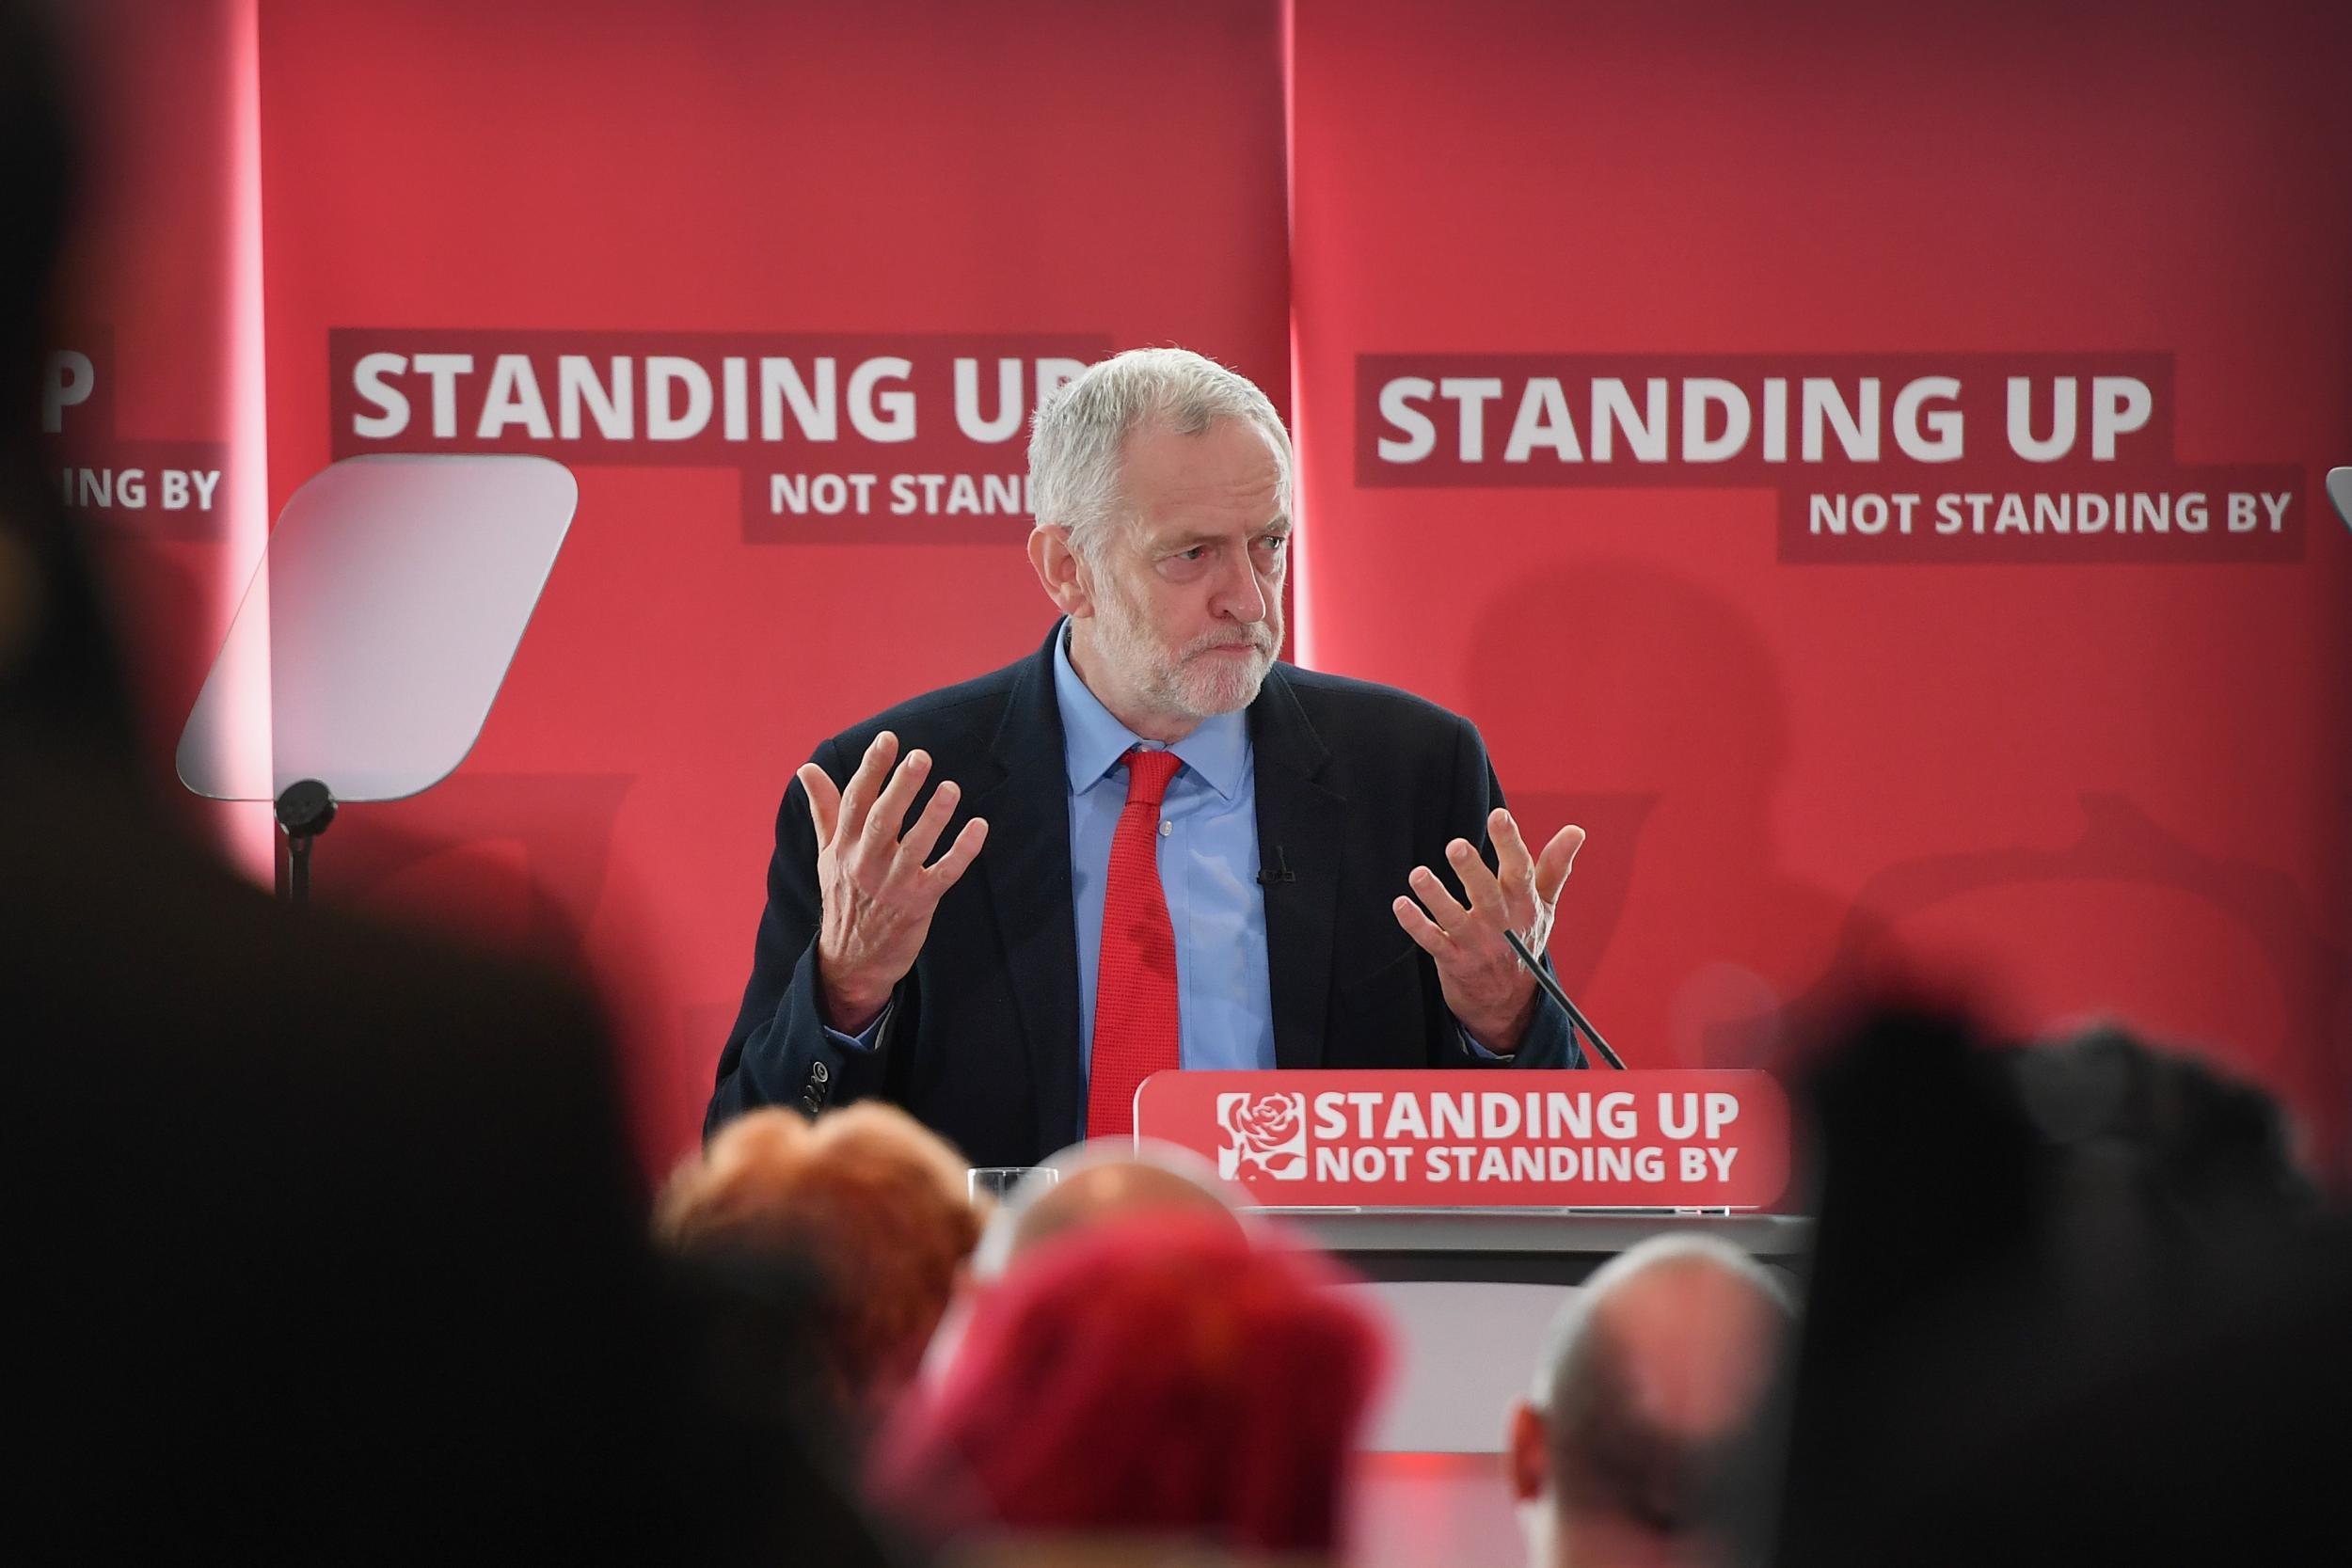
[872,1213,1386,1558]
[657,1105,981,1419]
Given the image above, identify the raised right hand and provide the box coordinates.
[802,730,989,1034]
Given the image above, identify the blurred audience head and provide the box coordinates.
[1772,1004,2352,1567]
[974,1137,1247,1278]
[659,1103,981,1423]
[1508,1235,1793,1568]
[876,1212,1384,1560]
[2017,1019,2316,1232]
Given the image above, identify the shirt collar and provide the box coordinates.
[1053,620,1250,802]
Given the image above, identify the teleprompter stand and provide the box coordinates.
[178,454,580,905]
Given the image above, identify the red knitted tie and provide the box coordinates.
[1087,747,1184,1138]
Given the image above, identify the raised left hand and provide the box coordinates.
[1391,809,1584,1053]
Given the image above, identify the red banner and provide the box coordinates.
[257,0,1291,1166]
[1353,352,2306,564]
[1291,0,2352,1160]
[56,0,2352,1181]
[1136,1070,1790,1209]
[326,328,1114,544]
[49,0,267,865]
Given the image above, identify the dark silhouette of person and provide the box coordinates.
[1,10,898,1561]
[1769,1006,2352,1568]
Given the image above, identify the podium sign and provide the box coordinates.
[1134,1070,1790,1209]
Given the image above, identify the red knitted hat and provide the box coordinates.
[873,1213,1386,1555]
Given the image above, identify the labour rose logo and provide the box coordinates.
[1216,1091,1308,1180]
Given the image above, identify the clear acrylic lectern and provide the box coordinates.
[177,453,579,898]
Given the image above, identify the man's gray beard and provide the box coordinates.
[1093,577,1278,723]
[1169,645,1271,717]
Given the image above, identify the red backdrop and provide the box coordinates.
[252,0,1290,1165]
[56,0,2351,1176]
[49,0,270,870]
[1290,0,2352,1161]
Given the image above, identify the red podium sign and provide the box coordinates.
[1133,1070,1790,1209]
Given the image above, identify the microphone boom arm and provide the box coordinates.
[1502,928,1627,1069]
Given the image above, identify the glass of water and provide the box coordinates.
[968,1165,1057,1205]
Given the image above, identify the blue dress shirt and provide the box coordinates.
[1053,626,1278,1120]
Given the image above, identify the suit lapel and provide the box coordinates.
[971,630,1082,1149]
[1249,666,1347,1071]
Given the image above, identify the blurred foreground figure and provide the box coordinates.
[1507,1236,1794,1568]
[927,1139,1246,1395]
[1772,1008,2352,1567]
[975,1137,1247,1276]
[660,1103,981,1427]
[2,8,891,1560]
[875,1215,1384,1563]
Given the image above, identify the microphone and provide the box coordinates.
[1502,928,1627,1069]
[1256,844,1295,886]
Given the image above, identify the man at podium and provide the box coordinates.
[709,348,1588,1165]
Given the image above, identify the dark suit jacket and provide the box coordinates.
[708,623,1584,1165]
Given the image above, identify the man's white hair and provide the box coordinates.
[1026,346,1294,562]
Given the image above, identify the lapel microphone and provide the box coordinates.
[1502,928,1627,1069]
[1256,844,1295,886]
